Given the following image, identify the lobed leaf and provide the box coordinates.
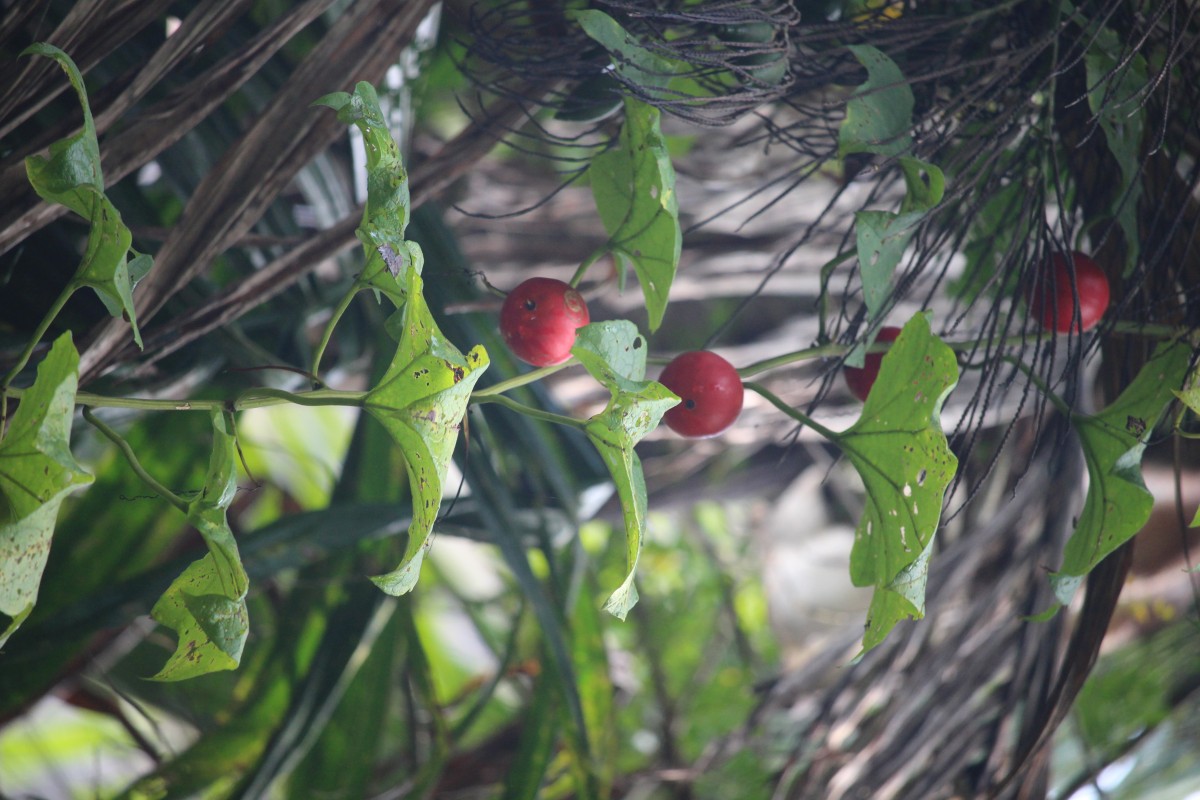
[832,313,959,654]
[0,334,93,646]
[365,269,489,595]
[21,43,148,348]
[150,410,249,680]
[1048,340,1194,608]
[572,322,678,619]
[590,99,681,332]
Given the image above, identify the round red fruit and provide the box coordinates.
[1025,251,1110,333]
[658,351,744,438]
[844,326,901,403]
[500,277,590,366]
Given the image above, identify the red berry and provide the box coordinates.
[844,326,901,403]
[658,351,744,438]
[500,277,590,366]
[1025,251,1110,333]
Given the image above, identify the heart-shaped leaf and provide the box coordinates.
[0,333,93,646]
[1048,340,1193,608]
[150,410,249,681]
[831,313,959,654]
[22,43,149,348]
[590,99,681,332]
[851,157,945,347]
[572,322,678,619]
[365,269,489,595]
[838,44,914,158]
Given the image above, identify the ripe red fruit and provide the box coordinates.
[500,277,590,366]
[844,326,901,403]
[658,351,744,438]
[1025,251,1110,333]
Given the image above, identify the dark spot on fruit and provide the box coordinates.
[633,337,643,349]
[685,399,696,409]
[524,299,537,311]
[917,468,927,485]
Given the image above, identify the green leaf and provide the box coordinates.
[0,333,92,646]
[572,322,678,618]
[1049,341,1193,607]
[365,269,489,595]
[853,157,945,330]
[572,9,681,94]
[831,313,959,654]
[1085,26,1147,277]
[571,320,650,382]
[150,411,249,681]
[838,44,914,158]
[21,43,147,348]
[590,98,681,332]
[315,81,417,306]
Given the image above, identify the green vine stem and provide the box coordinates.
[309,284,362,380]
[83,407,188,512]
[2,386,367,413]
[471,361,575,398]
[744,381,840,441]
[0,278,79,432]
[472,393,588,430]
[999,355,1074,417]
[735,321,1187,380]
[569,245,609,288]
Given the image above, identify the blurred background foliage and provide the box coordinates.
[1,1,1199,799]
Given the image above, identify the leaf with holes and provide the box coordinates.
[1047,340,1193,609]
[572,322,677,619]
[0,334,92,647]
[365,269,488,595]
[833,313,958,654]
[22,43,149,348]
[150,410,249,681]
[590,99,681,332]
[315,81,421,306]
[838,44,914,158]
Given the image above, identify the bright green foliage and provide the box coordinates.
[833,313,959,654]
[314,81,423,306]
[0,334,92,647]
[365,268,489,595]
[21,43,148,348]
[589,99,682,332]
[572,322,679,619]
[1048,340,1193,607]
[1085,24,1147,277]
[150,411,249,680]
[838,44,913,158]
